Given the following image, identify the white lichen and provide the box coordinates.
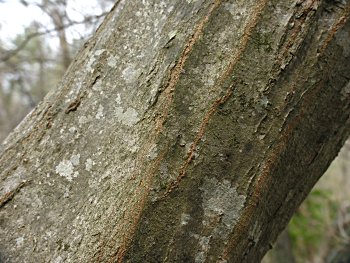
[69,127,77,133]
[63,187,70,198]
[180,213,191,226]
[115,107,140,126]
[122,134,140,153]
[95,105,104,119]
[92,79,102,92]
[70,154,80,166]
[191,234,211,263]
[55,160,79,182]
[53,256,63,263]
[86,49,106,72]
[147,144,158,160]
[15,236,24,247]
[195,252,206,263]
[259,95,269,108]
[94,49,106,56]
[200,177,246,238]
[107,56,118,67]
[224,2,248,17]
[115,93,122,105]
[78,115,89,125]
[122,65,140,84]
[86,56,96,73]
[85,158,94,172]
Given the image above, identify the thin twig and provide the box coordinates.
[0,12,108,63]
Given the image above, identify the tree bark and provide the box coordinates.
[1,0,350,262]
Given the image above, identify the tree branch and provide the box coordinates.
[0,12,107,63]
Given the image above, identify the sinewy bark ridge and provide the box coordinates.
[0,0,350,262]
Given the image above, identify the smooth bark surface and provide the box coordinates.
[1,0,350,262]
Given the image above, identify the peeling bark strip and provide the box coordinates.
[0,181,30,209]
[65,99,81,114]
[113,2,224,261]
[319,1,350,54]
[154,0,222,132]
[1,0,350,262]
[164,85,234,197]
[163,0,269,196]
[65,75,100,114]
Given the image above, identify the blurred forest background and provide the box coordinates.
[0,1,349,262]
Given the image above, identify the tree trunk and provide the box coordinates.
[1,0,350,262]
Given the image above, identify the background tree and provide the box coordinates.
[0,0,114,141]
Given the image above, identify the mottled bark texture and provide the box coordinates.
[1,0,350,262]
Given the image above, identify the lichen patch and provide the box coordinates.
[192,234,211,263]
[15,236,24,247]
[92,79,102,92]
[200,177,246,238]
[55,160,79,182]
[95,105,104,120]
[107,56,118,67]
[180,213,191,226]
[70,154,80,166]
[147,144,158,160]
[122,65,140,84]
[115,93,122,105]
[85,158,94,172]
[115,107,140,126]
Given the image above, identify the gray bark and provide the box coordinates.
[1,0,350,262]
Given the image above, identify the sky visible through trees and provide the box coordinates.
[0,0,114,141]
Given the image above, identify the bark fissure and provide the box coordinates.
[161,0,269,197]
[0,180,31,209]
[164,84,234,197]
[154,0,222,132]
[220,2,350,261]
[319,2,350,54]
[112,146,170,263]
[97,2,224,261]
[1,0,350,262]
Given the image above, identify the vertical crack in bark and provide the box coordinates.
[214,0,269,87]
[318,2,350,55]
[111,147,169,263]
[275,0,320,69]
[220,92,307,262]
[161,0,269,198]
[155,0,222,133]
[0,180,31,209]
[65,74,101,114]
[103,1,223,262]
[221,5,350,258]
[163,85,234,197]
